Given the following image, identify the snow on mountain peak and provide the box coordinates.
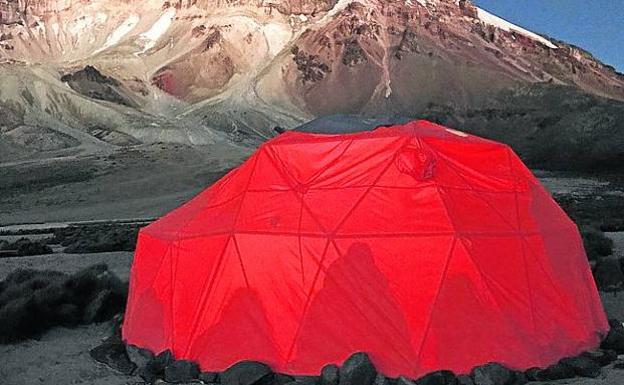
[476,7,557,49]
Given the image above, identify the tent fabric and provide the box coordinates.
[123,120,608,378]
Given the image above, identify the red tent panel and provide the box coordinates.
[123,120,607,378]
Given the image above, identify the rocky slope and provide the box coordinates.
[1,0,623,168]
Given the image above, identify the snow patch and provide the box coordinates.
[96,12,108,24]
[263,23,291,56]
[68,16,94,36]
[94,14,140,54]
[477,8,557,49]
[136,9,176,55]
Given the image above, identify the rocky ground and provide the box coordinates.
[1,153,623,384]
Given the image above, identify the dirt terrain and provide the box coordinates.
[0,142,249,225]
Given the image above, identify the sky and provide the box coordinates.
[473,0,624,72]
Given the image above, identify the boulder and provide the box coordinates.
[164,360,201,383]
[275,373,295,385]
[373,373,389,385]
[126,344,154,371]
[339,353,377,385]
[292,375,319,385]
[594,258,624,291]
[601,319,624,354]
[559,356,601,378]
[397,376,417,385]
[415,370,457,385]
[535,362,575,381]
[523,368,540,382]
[89,340,136,375]
[581,349,618,366]
[221,360,274,385]
[321,364,340,385]
[456,375,473,385]
[470,363,514,385]
[139,349,174,383]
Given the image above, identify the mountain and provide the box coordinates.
[1,0,623,169]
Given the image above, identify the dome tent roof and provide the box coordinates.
[123,120,607,378]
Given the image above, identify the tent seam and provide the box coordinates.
[415,237,458,361]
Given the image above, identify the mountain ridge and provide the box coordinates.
[0,0,623,170]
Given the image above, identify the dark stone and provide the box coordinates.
[535,362,575,381]
[60,66,136,107]
[523,368,540,382]
[559,356,601,378]
[581,349,618,366]
[126,345,154,371]
[470,363,514,385]
[164,360,201,383]
[601,319,624,354]
[221,360,273,385]
[140,349,174,383]
[456,375,474,385]
[339,353,377,385]
[89,340,136,375]
[509,371,527,385]
[374,373,389,385]
[200,372,220,383]
[293,375,319,385]
[321,364,339,385]
[397,377,416,385]
[415,370,457,385]
[614,360,624,369]
[593,258,624,291]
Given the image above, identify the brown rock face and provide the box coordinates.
[0,0,623,152]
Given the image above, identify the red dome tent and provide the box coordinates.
[123,120,607,378]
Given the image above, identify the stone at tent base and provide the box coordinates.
[292,375,320,385]
[164,360,201,383]
[221,360,274,385]
[397,376,416,385]
[321,364,339,385]
[199,372,220,383]
[535,362,575,381]
[470,363,516,385]
[126,345,154,373]
[339,353,377,385]
[601,319,624,354]
[523,368,540,382]
[140,349,174,383]
[559,356,601,378]
[456,375,474,385]
[373,373,389,385]
[415,370,457,385]
[581,349,618,367]
[90,339,136,375]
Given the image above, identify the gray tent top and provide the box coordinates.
[294,115,413,135]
